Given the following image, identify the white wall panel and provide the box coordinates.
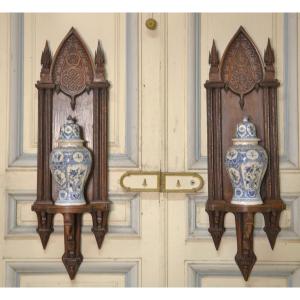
[6,192,140,236]
[187,263,300,287]
[5,260,139,287]
[9,13,139,168]
[187,13,300,170]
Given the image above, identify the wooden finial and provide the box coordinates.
[264,38,275,66]
[264,38,275,80]
[95,40,105,81]
[209,40,219,67]
[209,40,220,80]
[40,41,52,81]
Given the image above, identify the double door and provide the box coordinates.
[0,13,299,287]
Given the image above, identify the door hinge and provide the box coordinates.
[120,171,204,193]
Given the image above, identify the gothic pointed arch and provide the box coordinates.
[50,27,95,109]
[220,26,264,109]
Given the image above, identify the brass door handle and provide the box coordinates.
[120,171,204,193]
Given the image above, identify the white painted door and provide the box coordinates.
[166,13,300,287]
[1,12,300,287]
[0,13,167,287]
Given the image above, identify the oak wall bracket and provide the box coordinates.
[32,28,110,280]
[205,26,285,281]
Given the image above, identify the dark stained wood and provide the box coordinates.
[205,26,285,281]
[208,40,220,81]
[32,202,110,214]
[62,213,83,280]
[52,91,94,203]
[35,210,54,249]
[40,41,52,83]
[32,27,110,280]
[94,41,106,82]
[206,200,285,213]
[91,209,109,249]
[220,27,263,110]
[51,28,94,110]
[234,212,256,281]
[207,210,225,250]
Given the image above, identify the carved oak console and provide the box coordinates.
[32,28,109,279]
[205,27,285,281]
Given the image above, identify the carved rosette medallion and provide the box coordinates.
[52,31,94,109]
[221,29,263,109]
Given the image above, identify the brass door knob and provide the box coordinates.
[145,18,157,30]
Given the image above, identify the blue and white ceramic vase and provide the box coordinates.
[50,116,92,206]
[224,116,268,205]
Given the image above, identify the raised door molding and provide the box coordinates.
[8,13,139,168]
[6,192,140,237]
[6,260,139,287]
[187,262,300,287]
[187,13,299,170]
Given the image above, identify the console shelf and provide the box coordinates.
[32,28,110,279]
[205,26,285,281]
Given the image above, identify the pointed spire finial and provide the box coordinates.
[95,40,105,81]
[209,40,219,67]
[68,27,76,36]
[264,38,274,66]
[40,41,52,81]
[209,40,220,80]
[264,38,275,80]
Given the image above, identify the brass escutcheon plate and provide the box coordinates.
[120,171,204,193]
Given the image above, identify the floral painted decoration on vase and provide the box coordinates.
[50,115,92,206]
[224,116,268,205]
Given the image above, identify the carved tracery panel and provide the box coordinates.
[220,28,264,109]
[51,28,94,110]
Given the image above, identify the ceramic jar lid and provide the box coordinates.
[233,116,260,143]
[58,116,84,146]
[58,115,82,141]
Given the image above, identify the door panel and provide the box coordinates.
[0,12,165,287]
[167,13,300,287]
